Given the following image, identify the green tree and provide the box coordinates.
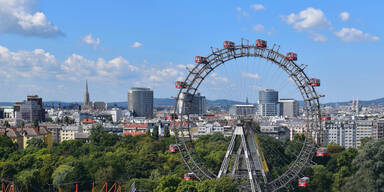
[153,126,159,140]
[15,169,39,190]
[3,121,10,128]
[20,121,25,128]
[197,177,238,192]
[27,138,46,149]
[326,142,345,156]
[64,116,69,125]
[343,139,384,192]
[52,164,75,191]
[33,120,39,128]
[164,126,170,137]
[0,134,16,156]
[359,137,372,149]
[146,127,151,135]
[89,125,120,146]
[45,117,53,123]
[176,180,199,192]
[155,175,182,192]
[308,165,332,192]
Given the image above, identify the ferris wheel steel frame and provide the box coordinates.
[173,39,322,192]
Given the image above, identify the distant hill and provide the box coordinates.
[0,102,14,106]
[324,97,384,107]
[1,97,384,109]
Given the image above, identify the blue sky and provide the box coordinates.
[0,0,383,103]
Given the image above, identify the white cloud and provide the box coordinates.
[82,34,100,48]
[131,42,143,48]
[252,24,265,33]
[250,4,265,11]
[236,7,249,17]
[309,32,328,42]
[251,85,263,91]
[340,12,350,21]
[210,72,228,85]
[60,54,139,81]
[146,67,184,83]
[0,45,57,80]
[241,72,260,80]
[0,0,63,37]
[335,28,380,42]
[284,7,331,31]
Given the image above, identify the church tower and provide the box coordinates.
[84,80,90,105]
[82,80,91,110]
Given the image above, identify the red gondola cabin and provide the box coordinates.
[316,147,328,157]
[195,56,208,64]
[175,81,187,89]
[256,39,267,48]
[286,52,297,61]
[320,112,331,121]
[223,41,235,49]
[165,113,178,120]
[298,177,310,187]
[169,144,180,153]
[184,173,197,181]
[309,78,320,87]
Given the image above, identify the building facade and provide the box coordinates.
[177,92,207,115]
[229,104,257,116]
[279,99,299,117]
[259,89,279,116]
[15,95,45,122]
[323,120,376,148]
[128,87,154,118]
[374,119,384,139]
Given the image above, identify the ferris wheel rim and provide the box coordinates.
[172,39,322,191]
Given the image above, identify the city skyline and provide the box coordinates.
[0,0,383,102]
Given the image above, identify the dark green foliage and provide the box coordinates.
[33,120,39,128]
[153,126,159,140]
[27,138,47,149]
[164,126,170,137]
[197,177,239,192]
[343,139,384,192]
[3,121,10,128]
[155,174,182,192]
[0,127,382,191]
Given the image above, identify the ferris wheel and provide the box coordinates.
[171,39,323,192]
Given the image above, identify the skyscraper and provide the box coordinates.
[15,95,45,122]
[177,92,206,115]
[279,99,299,117]
[258,89,279,116]
[128,87,153,118]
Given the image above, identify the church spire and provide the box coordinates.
[84,80,90,106]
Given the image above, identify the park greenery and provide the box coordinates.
[0,125,383,192]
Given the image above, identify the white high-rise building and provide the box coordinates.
[177,92,206,115]
[279,99,299,117]
[128,87,154,119]
[259,89,279,116]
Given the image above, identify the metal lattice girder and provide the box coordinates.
[172,39,322,191]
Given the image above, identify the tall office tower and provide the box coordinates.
[128,87,154,118]
[258,89,279,116]
[177,92,206,115]
[18,95,45,122]
[279,99,299,117]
